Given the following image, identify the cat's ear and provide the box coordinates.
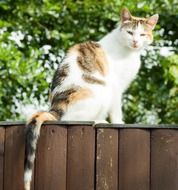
[146,14,159,30]
[121,8,132,23]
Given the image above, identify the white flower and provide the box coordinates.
[8,31,25,47]
[145,110,160,124]
[1,42,7,48]
[49,53,56,62]
[41,45,52,54]
[137,2,145,8]
[0,27,7,36]
[174,39,178,45]
[160,47,174,57]
[27,35,33,42]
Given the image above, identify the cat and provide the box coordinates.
[24,8,158,190]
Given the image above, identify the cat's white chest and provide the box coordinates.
[108,55,141,92]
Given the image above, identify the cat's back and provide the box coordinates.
[51,41,110,92]
[68,41,108,76]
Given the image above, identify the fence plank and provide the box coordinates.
[35,125,67,190]
[67,126,95,190]
[119,129,150,190]
[151,130,178,190]
[4,125,25,190]
[96,128,119,190]
[0,127,5,190]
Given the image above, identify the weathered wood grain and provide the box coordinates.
[96,128,119,190]
[0,127,5,190]
[4,125,25,190]
[119,129,150,190]
[35,125,67,190]
[151,129,178,190]
[67,126,95,190]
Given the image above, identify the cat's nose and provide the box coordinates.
[132,40,139,48]
[133,40,138,45]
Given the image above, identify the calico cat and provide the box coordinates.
[24,8,158,190]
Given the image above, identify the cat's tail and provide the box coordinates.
[24,111,58,190]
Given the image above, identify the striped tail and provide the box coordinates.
[24,111,57,190]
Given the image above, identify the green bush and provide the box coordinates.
[0,0,177,123]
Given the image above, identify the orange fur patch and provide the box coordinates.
[95,46,108,76]
[27,112,57,125]
[131,16,147,22]
[68,44,79,53]
[37,112,57,121]
[69,41,108,76]
[82,74,105,85]
[50,87,92,117]
[68,88,92,104]
[146,31,153,41]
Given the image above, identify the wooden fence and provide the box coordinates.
[0,121,178,190]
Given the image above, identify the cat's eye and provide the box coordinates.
[127,31,133,35]
[140,33,146,36]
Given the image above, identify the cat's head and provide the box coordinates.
[119,8,159,50]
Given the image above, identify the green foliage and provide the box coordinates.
[123,53,178,124]
[0,0,177,123]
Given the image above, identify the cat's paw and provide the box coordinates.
[110,119,124,124]
[93,120,109,125]
[24,181,30,190]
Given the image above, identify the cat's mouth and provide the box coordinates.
[130,43,141,50]
[132,42,140,48]
[133,44,138,48]
[127,42,142,50]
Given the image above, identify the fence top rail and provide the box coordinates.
[0,121,177,129]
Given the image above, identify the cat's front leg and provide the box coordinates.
[109,97,124,124]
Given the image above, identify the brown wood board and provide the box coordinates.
[151,129,178,190]
[35,124,67,190]
[96,128,119,190]
[0,127,5,190]
[119,129,150,190]
[67,126,95,190]
[4,125,25,190]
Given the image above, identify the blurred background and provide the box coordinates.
[0,0,177,123]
